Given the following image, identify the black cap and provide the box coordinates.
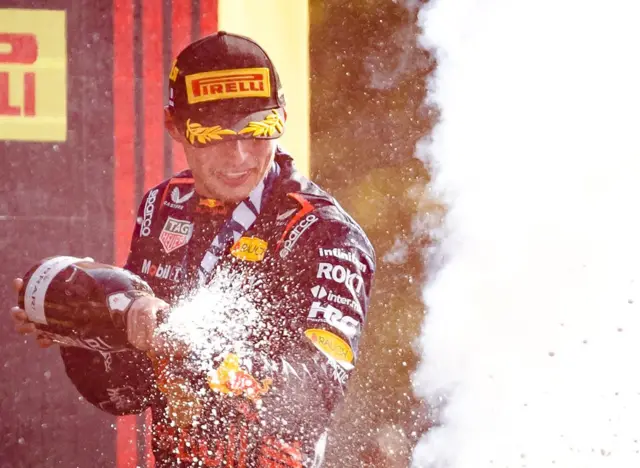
[167,31,286,147]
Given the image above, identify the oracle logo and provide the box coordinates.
[0,33,38,117]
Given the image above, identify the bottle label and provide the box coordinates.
[23,256,81,324]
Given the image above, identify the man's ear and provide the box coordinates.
[164,106,183,142]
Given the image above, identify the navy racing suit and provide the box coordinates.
[59,149,376,467]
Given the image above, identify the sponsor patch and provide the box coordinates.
[279,214,318,259]
[207,353,271,402]
[196,198,228,215]
[140,189,159,237]
[316,262,364,294]
[307,302,360,339]
[319,247,367,273]
[185,67,270,104]
[310,285,328,299]
[231,237,268,262]
[160,178,195,210]
[304,328,354,364]
[159,217,193,253]
[141,259,183,282]
[276,193,316,257]
[310,285,363,317]
[171,186,194,204]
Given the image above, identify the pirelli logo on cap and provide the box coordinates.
[185,67,270,104]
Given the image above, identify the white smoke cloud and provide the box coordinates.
[412,1,640,467]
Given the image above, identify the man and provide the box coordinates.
[11,32,375,467]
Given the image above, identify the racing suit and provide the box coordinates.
[59,149,376,467]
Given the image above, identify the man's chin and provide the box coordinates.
[218,190,251,203]
[204,180,257,203]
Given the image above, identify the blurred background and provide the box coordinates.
[0,1,436,466]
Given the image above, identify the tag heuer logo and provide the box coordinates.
[159,217,193,253]
[171,187,195,204]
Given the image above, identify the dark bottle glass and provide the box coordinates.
[18,256,154,352]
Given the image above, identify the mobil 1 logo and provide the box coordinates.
[316,262,363,294]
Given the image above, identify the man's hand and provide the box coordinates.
[126,295,171,351]
[11,277,175,353]
[9,278,53,348]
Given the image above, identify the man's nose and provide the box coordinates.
[221,140,250,166]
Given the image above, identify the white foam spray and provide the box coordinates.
[412,1,640,467]
[156,268,265,375]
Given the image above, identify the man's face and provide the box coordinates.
[182,138,277,202]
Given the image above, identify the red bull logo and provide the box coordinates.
[199,198,222,209]
[196,198,228,215]
[207,354,272,402]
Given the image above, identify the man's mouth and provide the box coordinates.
[215,169,254,185]
[219,169,252,178]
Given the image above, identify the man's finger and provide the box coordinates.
[15,322,36,335]
[12,278,23,294]
[126,296,170,351]
[10,306,28,322]
[126,305,155,351]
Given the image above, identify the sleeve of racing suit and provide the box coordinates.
[59,190,159,416]
[258,217,375,466]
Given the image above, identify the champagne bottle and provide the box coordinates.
[18,255,154,352]
[19,256,208,426]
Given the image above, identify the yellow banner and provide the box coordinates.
[0,9,67,142]
[218,1,310,177]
